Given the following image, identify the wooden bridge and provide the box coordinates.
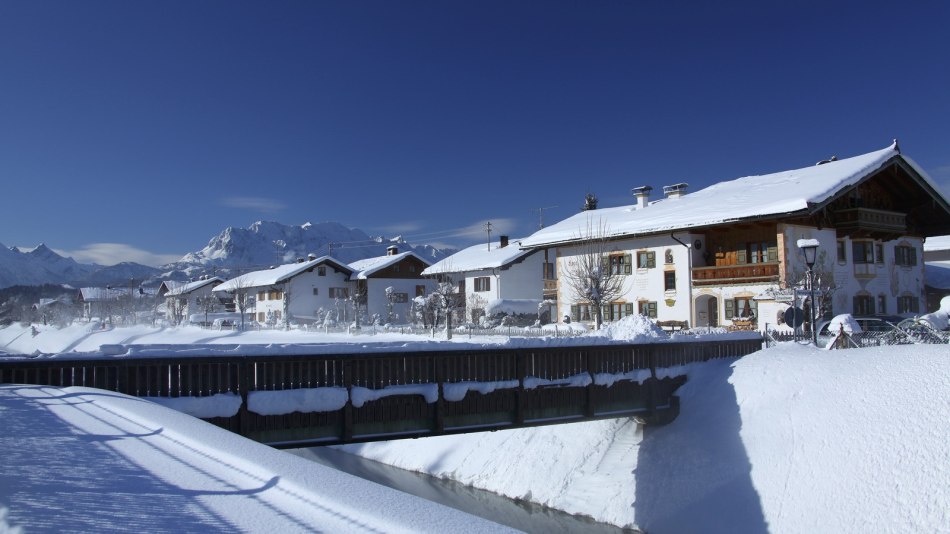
[0,338,761,448]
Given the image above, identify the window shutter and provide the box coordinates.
[750,299,758,316]
[911,248,917,266]
[625,303,634,315]
[852,296,859,314]
[571,305,578,319]
[624,254,632,274]
[725,299,735,319]
[648,302,657,318]
[736,244,747,264]
[648,252,656,268]
[767,245,777,262]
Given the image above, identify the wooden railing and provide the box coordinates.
[0,338,762,447]
[834,207,906,236]
[692,262,780,286]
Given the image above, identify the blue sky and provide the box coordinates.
[2,1,948,267]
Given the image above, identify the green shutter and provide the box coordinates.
[571,305,578,319]
[624,254,632,274]
[725,299,735,319]
[648,302,657,318]
[737,244,747,264]
[767,245,777,262]
[625,303,634,315]
[647,252,656,268]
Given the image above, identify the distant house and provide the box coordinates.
[214,255,355,327]
[163,276,225,325]
[520,142,950,331]
[348,245,435,324]
[77,286,154,323]
[423,236,544,324]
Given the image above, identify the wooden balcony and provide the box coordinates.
[692,262,779,286]
[834,208,907,238]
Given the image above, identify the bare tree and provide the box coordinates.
[428,273,463,338]
[225,275,255,331]
[561,218,627,330]
[467,292,487,324]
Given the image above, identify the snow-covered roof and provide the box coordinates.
[165,277,224,296]
[924,235,950,252]
[521,142,940,248]
[423,239,536,275]
[214,256,353,292]
[78,287,133,301]
[348,251,431,280]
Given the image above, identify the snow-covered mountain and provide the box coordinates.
[0,243,161,289]
[170,221,452,275]
[0,221,453,289]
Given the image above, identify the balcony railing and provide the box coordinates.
[835,208,906,236]
[692,262,779,286]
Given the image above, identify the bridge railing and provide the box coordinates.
[1,337,762,445]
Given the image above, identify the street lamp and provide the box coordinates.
[797,239,820,345]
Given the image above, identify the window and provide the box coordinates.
[853,295,875,316]
[725,298,757,319]
[318,266,326,276]
[312,288,319,296]
[393,265,401,273]
[664,271,676,291]
[415,285,426,297]
[570,304,593,321]
[895,245,917,267]
[665,249,674,264]
[837,240,847,263]
[543,262,555,280]
[474,277,491,292]
[604,302,635,321]
[637,251,656,269]
[409,264,416,273]
[877,295,886,315]
[747,242,768,264]
[607,254,632,275]
[393,292,409,303]
[329,287,348,299]
[852,241,874,264]
[638,301,657,318]
[853,241,876,276]
[257,312,265,322]
[258,291,266,301]
[897,296,919,314]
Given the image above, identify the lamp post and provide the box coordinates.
[797,239,820,345]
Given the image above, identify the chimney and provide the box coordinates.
[499,235,509,248]
[297,257,305,263]
[387,245,398,256]
[632,186,652,209]
[662,183,688,199]
[307,253,316,261]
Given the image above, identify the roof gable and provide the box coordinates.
[348,251,431,280]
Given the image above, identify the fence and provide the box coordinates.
[1,338,763,446]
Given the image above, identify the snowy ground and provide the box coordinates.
[0,383,512,533]
[2,321,948,533]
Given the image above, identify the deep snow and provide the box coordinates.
[2,321,948,533]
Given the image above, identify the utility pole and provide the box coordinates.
[485,221,493,251]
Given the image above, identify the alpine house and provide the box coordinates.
[519,141,950,332]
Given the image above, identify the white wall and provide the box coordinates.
[363,278,437,324]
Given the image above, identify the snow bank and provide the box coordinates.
[342,344,950,533]
[144,392,242,419]
[484,299,542,316]
[591,314,668,341]
[249,387,348,416]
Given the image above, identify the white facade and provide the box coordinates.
[252,265,354,326]
[463,251,543,318]
[556,234,693,325]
